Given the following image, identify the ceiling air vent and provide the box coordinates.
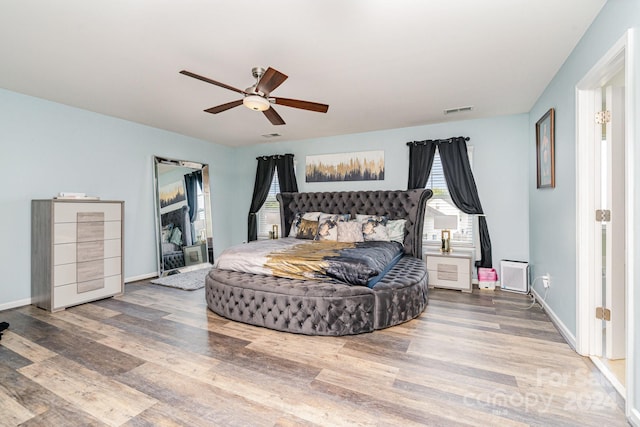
[261,133,281,138]
[444,106,474,115]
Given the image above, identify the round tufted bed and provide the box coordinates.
[205,189,432,336]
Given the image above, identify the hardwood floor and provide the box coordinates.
[0,282,629,426]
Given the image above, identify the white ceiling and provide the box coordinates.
[0,0,606,147]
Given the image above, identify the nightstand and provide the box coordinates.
[425,251,472,293]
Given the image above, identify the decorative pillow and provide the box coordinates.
[162,225,173,243]
[316,213,350,241]
[337,221,365,243]
[357,215,390,241]
[289,211,322,237]
[296,219,319,240]
[386,219,407,243]
[169,226,182,246]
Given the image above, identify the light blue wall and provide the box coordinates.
[528,0,640,337]
[0,88,236,309]
[232,114,530,270]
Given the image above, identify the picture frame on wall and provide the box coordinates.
[536,108,555,189]
[305,150,385,182]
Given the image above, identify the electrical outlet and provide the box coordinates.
[542,274,551,288]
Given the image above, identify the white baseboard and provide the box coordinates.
[0,298,32,312]
[629,407,640,426]
[0,272,158,313]
[531,286,577,350]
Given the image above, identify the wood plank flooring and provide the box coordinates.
[0,282,629,426]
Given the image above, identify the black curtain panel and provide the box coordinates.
[275,153,299,192]
[438,137,492,268]
[247,156,277,241]
[407,141,437,189]
[184,171,201,224]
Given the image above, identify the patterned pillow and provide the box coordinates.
[316,213,350,241]
[169,227,182,246]
[289,211,322,237]
[357,215,389,241]
[386,219,407,243]
[337,221,364,242]
[296,219,319,240]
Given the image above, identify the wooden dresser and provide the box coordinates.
[31,199,124,311]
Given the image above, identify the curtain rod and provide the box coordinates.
[256,153,295,160]
[406,136,470,146]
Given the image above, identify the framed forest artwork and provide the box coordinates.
[305,150,385,182]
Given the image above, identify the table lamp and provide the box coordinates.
[265,212,280,239]
[434,215,457,253]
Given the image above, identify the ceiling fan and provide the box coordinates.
[179,67,329,125]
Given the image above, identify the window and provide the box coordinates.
[423,147,474,247]
[257,171,281,238]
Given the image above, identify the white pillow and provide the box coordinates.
[386,219,407,243]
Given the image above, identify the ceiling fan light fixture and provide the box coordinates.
[243,95,270,111]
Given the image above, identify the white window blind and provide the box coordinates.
[257,171,281,238]
[423,147,474,247]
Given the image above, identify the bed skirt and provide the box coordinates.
[205,255,428,336]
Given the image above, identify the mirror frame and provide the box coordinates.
[153,155,213,276]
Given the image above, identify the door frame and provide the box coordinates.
[575,30,635,418]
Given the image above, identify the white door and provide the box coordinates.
[594,85,626,360]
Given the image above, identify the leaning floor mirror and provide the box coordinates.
[153,156,213,276]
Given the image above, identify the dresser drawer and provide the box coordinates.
[53,275,123,310]
[54,202,122,223]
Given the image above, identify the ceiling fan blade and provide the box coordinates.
[274,97,329,113]
[180,70,246,95]
[263,107,285,125]
[204,99,243,114]
[256,67,288,95]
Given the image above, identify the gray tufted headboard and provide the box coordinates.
[277,189,432,258]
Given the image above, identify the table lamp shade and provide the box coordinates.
[265,212,280,225]
[434,215,457,230]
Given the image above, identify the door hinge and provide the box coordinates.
[596,307,611,321]
[595,110,611,125]
[596,209,611,222]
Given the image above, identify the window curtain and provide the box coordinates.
[275,154,299,192]
[407,141,437,189]
[406,137,493,268]
[184,171,203,244]
[184,171,202,224]
[248,154,298,242]
[247,156,277,242]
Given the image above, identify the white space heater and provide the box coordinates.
[500,260,529,293]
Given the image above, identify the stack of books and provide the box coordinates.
[54,192,100,200]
